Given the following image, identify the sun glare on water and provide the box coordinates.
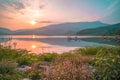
[32,45,37,49]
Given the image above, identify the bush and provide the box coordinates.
[27,70,42,80]
[0,60,23,80]
[74,47,102,56]
[0,48,29,61]
[47,55,92,80]
[0,60,17,74]
[38,53,58,62]
[91,47,120,80]
[17,54,38,66]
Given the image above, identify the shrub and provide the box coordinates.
[73,47,101,56]
[0,48,29,61]
[0,60,23,80]
[17,54,38,66]
[38,53,58,62]
[47,55,92,80]
[91,47,120,80]
[27,70,42,80]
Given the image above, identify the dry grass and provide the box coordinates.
[46,55,93,80]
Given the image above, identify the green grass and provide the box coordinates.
[0,46,120,80]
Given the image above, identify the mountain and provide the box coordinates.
[77,23,120,36]
[13,21,108,35]
[0,27,11,35]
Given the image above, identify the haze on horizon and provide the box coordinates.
[0,0,120,30]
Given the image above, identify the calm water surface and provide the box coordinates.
[0,35,119,54]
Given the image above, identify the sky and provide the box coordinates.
[0,0,120,30]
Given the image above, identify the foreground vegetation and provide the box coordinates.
[0,46,120,80]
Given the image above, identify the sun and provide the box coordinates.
[30,20,37,25]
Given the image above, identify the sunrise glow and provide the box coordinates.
[30,20,37,25]
[0,0,119,30]
[32,45,37,49]
[32,35,36,39]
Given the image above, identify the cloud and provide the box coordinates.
[0,0,46,12]
[0,0,46,21]
[39,5,46,9]
[0,0,25,10]
[0,15,13,20]
[9,1,25,10]
[0,0,25,20]
[38,21,55,23]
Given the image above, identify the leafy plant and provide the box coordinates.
[38,53,58,62]
[0,60,23,80]
[74,47,103,56]
[17,54,38,66]
[91,47,120,80]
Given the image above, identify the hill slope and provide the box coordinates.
[77,23,120,36]
[0,27,11,35]
[13,21,108,35]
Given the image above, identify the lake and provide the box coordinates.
[0,35,119,54]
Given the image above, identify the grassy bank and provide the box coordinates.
[0,46,120,80]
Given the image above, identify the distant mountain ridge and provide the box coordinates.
[0,27,11,35]
[77,23,120,36]
[13,21,108,35]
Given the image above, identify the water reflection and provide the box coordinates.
[31,45,37,49]
[32,35,36,39]
[0,35,119,54]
